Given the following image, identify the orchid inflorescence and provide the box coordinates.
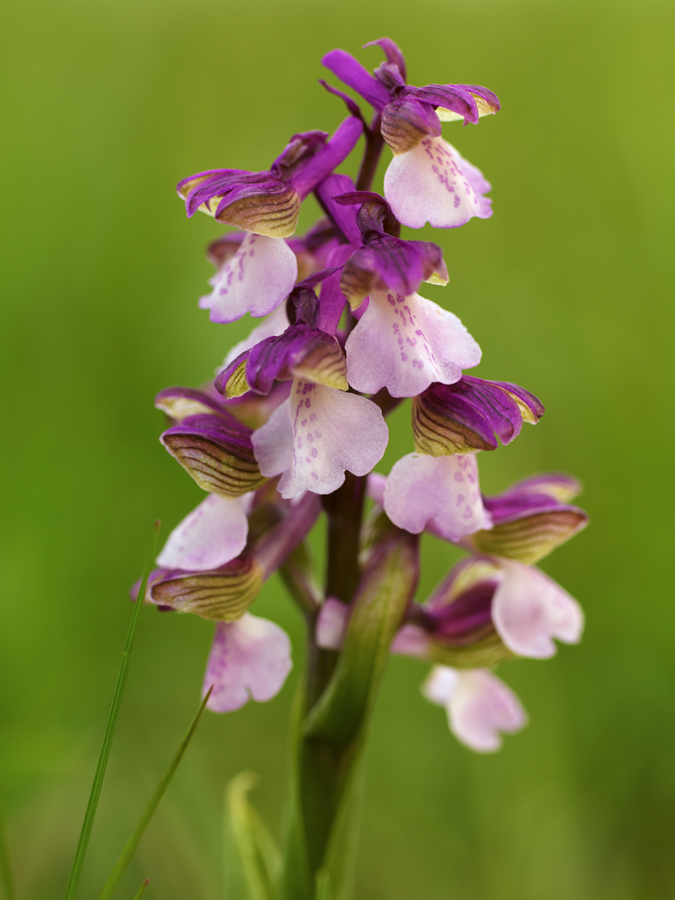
[137,39,587,882]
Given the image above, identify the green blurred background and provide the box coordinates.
[1,0,674,897]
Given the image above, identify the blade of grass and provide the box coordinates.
[96,687,212,900]
[64,521,161,900]
[0,778,15,900]
[131,880,149,900]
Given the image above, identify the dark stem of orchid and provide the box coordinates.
[371,386,403,417]
[355,114,384,192]
[287,113,388,894]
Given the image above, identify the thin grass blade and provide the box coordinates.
[96,687,212,900]
[64,521,161,900]
[131,879,149,900]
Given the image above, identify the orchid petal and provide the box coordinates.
[391,624,431,659]
[492,560,585,659]
[384,136,492,229]
[204,614,293,713]
[412,376,542,457]
[149,557,263,621]
[253,381,388,499]
[424,667,527,752]
[155,386,227,421]
[366,472,386,507]
[250,398,295,480]
[199,233,298,324]
[321,49,391,110]
[384,453,490,541]
[316,597,350,650]
[345,290,480,398]
[156,494,250,572]
[291,117,364,198]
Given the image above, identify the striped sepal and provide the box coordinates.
[429,634,515,668]
[161,413,266,498]
[469,507,588,565]
[218,184,301,238]
[289,335,348,390]
[150,557,264,622]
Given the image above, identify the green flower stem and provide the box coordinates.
[64,521,161,900]
[321,474,367,624]
[279,510,420,899]
[279,543,321,617]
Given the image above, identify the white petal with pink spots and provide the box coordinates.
[156,493,250,571]
[252,380,388,499]
[384,453,491,541]
[204,614,293,713]
[199,233,297,324]
[384,136,492,230]
[345,289,481,398]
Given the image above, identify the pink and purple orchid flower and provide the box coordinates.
[137,36,587,783]
[322,38,499,229]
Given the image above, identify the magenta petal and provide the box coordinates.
[291,117,363,198]
[199,234,298,323]
[204,614,293,713]
[345,290,481,398]
[317,245,353,334]
[492,560,585,659]
[321,49,391,110]
[384,136,492,229]
[424,667,527,752]
[157,494,249,571]
[384,453,490,540]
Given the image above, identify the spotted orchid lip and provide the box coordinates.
[345,289,481,399]
[384,452,491,542]
[252,379,388,498]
